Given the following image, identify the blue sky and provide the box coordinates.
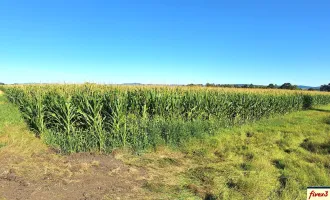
[0,0,329,86]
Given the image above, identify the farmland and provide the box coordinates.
[0,84,330,199]
[2,84,330,153]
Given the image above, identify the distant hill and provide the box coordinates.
[297,85,320,90]
[236,84,320,90]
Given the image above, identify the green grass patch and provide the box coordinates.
[123,105,330,199]
[0,95,24,128]
[0,143,6,148]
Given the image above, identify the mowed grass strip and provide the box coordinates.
[120,105,330,200]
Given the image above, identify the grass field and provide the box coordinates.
[0,86,330,199]
[122,105,330,199]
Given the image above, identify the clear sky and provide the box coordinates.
[0,0,329,86]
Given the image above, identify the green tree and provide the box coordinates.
[279,83,299,90]
[320,83,330,92]
[205,83,215,87]
[267,84,276,89]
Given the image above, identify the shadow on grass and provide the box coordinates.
[325,118,330,125]
[300,139,330,154]
[311,108,330,113]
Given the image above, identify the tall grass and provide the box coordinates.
[2,84,330,153]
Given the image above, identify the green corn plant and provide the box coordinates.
[76,93,106,152]
[2,84,330,153]
[16,91,46,137]
[46,94,79,153]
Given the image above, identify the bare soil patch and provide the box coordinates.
[0,151,149,200]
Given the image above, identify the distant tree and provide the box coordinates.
[187,83,203,87]
[279,83,299,90]
[308,88,316,91]
[320,83,330,92]
[221,84,235,88]
[279,83,291,89]
[267,83,276,89]
[205,83,215,87]
[0,82,4,85]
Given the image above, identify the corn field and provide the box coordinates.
[1,84,330,153]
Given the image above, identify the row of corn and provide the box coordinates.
[1,84,330,153]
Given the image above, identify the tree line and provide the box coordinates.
[188,82,330,91]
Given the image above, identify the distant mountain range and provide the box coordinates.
[297,85,320,90]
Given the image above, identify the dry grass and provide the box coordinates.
[116,147,199,199]
[0,125,69,179]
